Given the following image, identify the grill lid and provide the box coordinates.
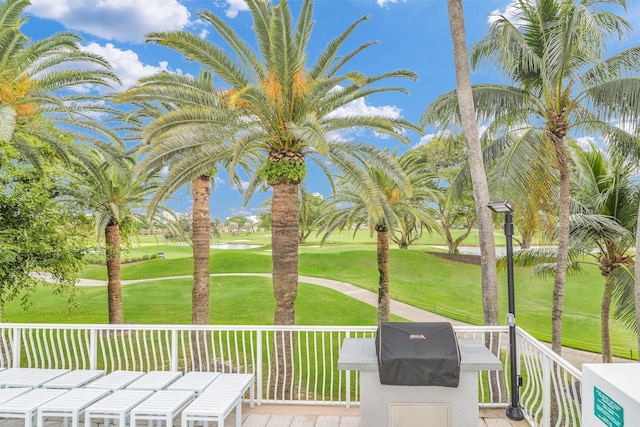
[375,322,461,387]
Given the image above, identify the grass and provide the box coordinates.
[2,275,404,325]
[15,230,639,359]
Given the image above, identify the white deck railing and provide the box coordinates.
[0,323,581,426]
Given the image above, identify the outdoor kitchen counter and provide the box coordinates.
[338,337,502,427]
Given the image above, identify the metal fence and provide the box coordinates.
[0,323,581,425]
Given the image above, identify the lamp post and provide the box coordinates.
[488,200,524,421]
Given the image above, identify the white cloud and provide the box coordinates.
[413,133,436,149]
[575,136,597,150]
[488,1,530,26]
[28,0,190,42]
[326,97,402,120]
[229,206,257,216]
[81,43,170,90]
[225,0,250,18]
[376,0,406,7]
[614,119,639,135]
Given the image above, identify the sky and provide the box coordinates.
[21,0,640,220]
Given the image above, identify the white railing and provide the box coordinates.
[0,324,580,425]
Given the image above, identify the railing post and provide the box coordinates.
[11,327,21,368]
[345,331,351,408]
[257,329,263,406]
[89,329,97,370]
[542,354,551,427]
[171,330,178,371]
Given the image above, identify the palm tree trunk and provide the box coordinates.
[447,0,499,326]
[105,222,123,324]
[272,182,299,325]
[271,181,299,400]
[192,175,211,325]
[552,142,571,355]
[601,278,615,363]
[377,227,391,322]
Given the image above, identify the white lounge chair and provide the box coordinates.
[37,388,109,427]
[84,370,145,391]
[83,389,153,427]
[0,388,30,404]
[41,369,105,389]
[0,368,37,388]
[125,370,182,391]
[181,391,242,427]
[205,373,255,408]
[130,390,195,427]
[0,388,67,427]
[181,373,255,427]
[166,371,220,396]
[2,368,69,388]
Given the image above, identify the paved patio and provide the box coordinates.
[0,404,531,426]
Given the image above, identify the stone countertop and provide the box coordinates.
[338,337,502,372]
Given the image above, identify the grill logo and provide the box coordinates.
[409,334,426,340]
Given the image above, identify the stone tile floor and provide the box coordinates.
[0,405,531,426]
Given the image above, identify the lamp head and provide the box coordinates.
[487,200,515,213]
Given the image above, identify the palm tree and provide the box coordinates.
[0,0,119,168]
[433,0,500,327]
[141,0,420,329]
[425,0,640,354]
[512,143,636,362]
[61,145,166,324]
[570,144,637,362]
[320,150,440,322]
[119,72,235,326]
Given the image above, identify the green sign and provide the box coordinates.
[594,387,624,427]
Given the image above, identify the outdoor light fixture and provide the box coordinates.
[487,200,515,214]
[488,200,524,421]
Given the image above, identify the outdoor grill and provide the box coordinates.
[375,322,461,387]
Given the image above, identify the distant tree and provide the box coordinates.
[257,211,272,231]
[211,217,222,239]
[415,136,476,254]
[298,188,332,243]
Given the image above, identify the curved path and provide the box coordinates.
[71,273,629,369]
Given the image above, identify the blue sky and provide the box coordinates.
[22,0,640,220]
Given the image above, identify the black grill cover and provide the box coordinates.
[375,322,460,387]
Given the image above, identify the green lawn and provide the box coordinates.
[2,275,404,325]
[15,230,639,359]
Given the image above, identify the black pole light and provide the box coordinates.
[487,200,524,421]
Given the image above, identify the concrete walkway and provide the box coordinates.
[68,272,632,369]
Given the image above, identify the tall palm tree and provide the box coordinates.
[320,150,440,322]
[425,0,640,354]
[61,145,165,324]
[0,0,119,167]
[433,0,500,327]
[140,0,420,329]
